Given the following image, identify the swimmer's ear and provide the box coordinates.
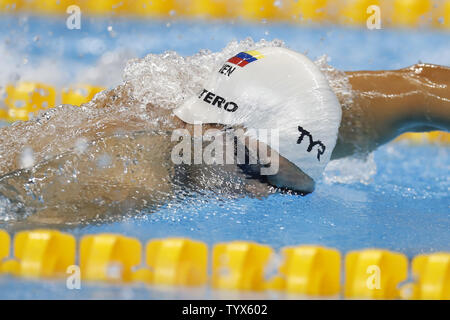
[264,155,315,194]
[236,134,315,194]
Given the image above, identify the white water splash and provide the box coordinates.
[123,38,286,110]
[19,147,35,169]
[323,153,377,185]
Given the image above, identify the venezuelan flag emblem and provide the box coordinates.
[227,50,264,67]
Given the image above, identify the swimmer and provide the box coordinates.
[0,47,448,227]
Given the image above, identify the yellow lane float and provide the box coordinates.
[345,249,408,299]
[5,82,56,122]
[80,233,141,282]
[212,241,273,291]
[133,238,208,286]
[266,245,341,296]
[1,230,75,278]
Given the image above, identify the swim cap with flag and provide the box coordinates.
[173,47,342,182]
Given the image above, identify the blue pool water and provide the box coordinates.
[0,16,448,299]
[1,15,450,86]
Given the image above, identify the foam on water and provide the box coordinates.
[324,153,376,185]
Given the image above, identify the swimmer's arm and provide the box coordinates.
[331,64,450,160]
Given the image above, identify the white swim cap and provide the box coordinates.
[174,47,342,181]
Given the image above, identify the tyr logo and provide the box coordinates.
[297,126,326,161]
